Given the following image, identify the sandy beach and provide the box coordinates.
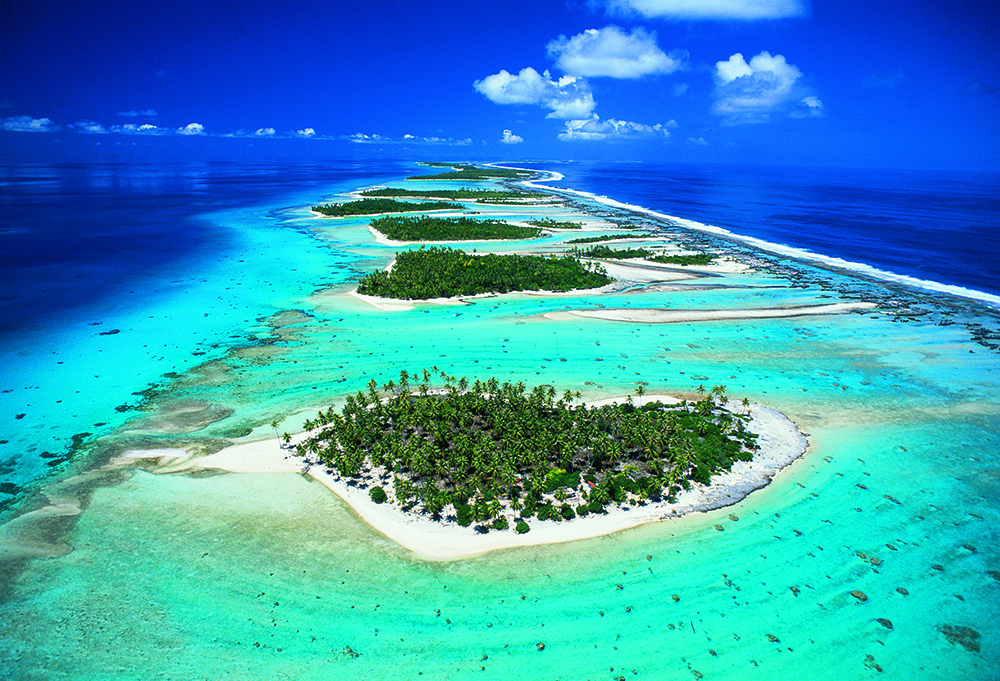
[135,396,807,561]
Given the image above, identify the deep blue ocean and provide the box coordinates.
[518,161,1000,302]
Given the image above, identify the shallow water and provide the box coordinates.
[1,161,997,679]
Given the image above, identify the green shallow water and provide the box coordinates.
[1,170,998,680]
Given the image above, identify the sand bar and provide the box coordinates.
[546,301,876,324]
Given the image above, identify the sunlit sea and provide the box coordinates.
[1,158,997,680]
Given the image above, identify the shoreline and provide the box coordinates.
[143,396,807,561]
[517,170,1000,310]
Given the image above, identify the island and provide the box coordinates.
[295,371,759,535]
[312,198,462,216]
[369,215,542,241]
[356,246,612,299]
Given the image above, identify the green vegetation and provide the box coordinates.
[408,165,535,181]
[528,217,583,230]
[361,187,542,201]
[573,245,654,259]
[312,198,461,216]
[356,246,611,299]
[369,487,388,504]
[369,215,541,242]
[566,234,650,244]
[295,371,758,533]
[650,253,716,266]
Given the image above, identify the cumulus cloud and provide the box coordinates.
[687,136,709,145]
[1,116,58,132]
[474,67,597,119]
[712,51,820,123]
[114,123,165,135]
[546,26,685,79]
[296,128,316,137]
[69,121,108,134]
[500,129,524,144]
[117,109,158,117]
[350,132,472,146]
[254,127,276,136]
[177,122,205,135]
[558,114,674,141]
[604,0,807,20]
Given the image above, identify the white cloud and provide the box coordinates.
[69,121,108,134]
[349,132,472,146]
[712,51,819,123]
[117,109,158,117]
[687,136,709,145]
[254,127,276,136]
[558,114,674,141]
[1,116,57,132]
[114,123,166,135]
[604,0,807,20]
[546,26,685,79]
[177,122,205,135]
[474,67,597,119]
[672,82,689,96]
[296,128,316,137]
[500,129,524,144]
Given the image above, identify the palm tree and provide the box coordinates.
[270,418,281,445]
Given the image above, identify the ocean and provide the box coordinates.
[1,158,997,679]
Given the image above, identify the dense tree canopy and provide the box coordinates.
[528,218,583,230]
[295,371,758,533]
[312,198,461,216]
[369,215,541,241]
[573,245,655,259]
[356,246,611,299]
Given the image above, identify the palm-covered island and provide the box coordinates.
[296,371,758,534]
[312,198,462,216]
[369,215,542,241]
[357,246,611,299]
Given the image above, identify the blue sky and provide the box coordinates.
[2,0,998,169]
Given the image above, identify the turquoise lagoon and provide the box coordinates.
[1,163,997,680]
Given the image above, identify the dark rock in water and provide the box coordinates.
[672,595,680,602]
[939,624,981,652]
[856,551,868,560]
[728,514,738,521]
[715,524,724,531]
[536,642,545,651]
[963,544,976,553]
[871,557,883,566]
[987,570,1000,582]
[877,618,893,630]
[851,590,868,602]
[341,645,360,658]
[790,586,800,596]
[766,634,780,643]
[863,654,883,673]
[896,587,909,596]
[932,564,944,572]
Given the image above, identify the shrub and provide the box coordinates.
[560,503,575,520]
[515,521,530,534]
[369,487,388,504]
[576,504,590,517]
[456,503,474,527]
[492,516,509,530]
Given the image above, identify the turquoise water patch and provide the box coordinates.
[1,163,997,679]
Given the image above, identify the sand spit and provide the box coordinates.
[545,301,877,324]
